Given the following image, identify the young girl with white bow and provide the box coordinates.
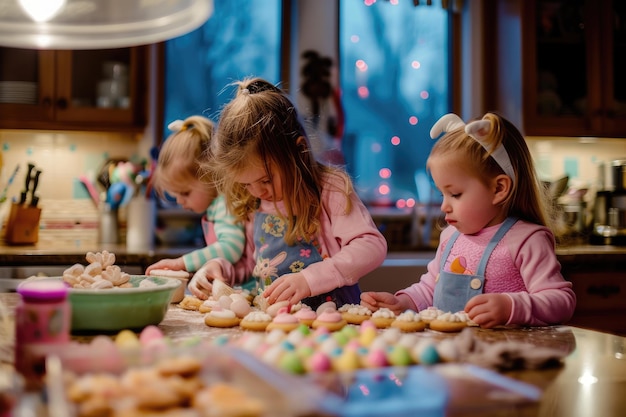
[145,115,245,275]
[361,112,576,328]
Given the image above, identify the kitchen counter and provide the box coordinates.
[0,242,197,269]
[0,240,624,268]
[1,292,625,417]
[1,240,625,335]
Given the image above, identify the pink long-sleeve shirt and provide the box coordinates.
[217,174,388,297]
[397,220,576,326]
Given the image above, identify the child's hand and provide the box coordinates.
[464,293,512,328]
[145,257,185,275]
[360,291,408,314]
[188,261,225,300]
[263,272,311,305]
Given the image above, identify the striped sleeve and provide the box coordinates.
[182,195,246,271]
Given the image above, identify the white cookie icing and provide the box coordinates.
[419,307,444,321]
[453,311,478,326]
[435,312,467,323]
[242,311,272,322]
[372,307,395,319]
[339,304,372,316]
[396,310,422,322]
[207,309,236,319]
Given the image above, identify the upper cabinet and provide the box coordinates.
[0,47,148,132]
[490,0,626,138]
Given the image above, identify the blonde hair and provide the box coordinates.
[206,77,353,245]
[152,115,215,197]
[427,112,553,229]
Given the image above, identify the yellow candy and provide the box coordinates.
[334,348,361,372]
[359,327,377,346]
[115,329,140,348]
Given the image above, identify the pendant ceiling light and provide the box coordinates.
[0,0,213,49]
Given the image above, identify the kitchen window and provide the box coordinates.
[163,0,451,209]
[162,0,282,136]
[339,0,451,207]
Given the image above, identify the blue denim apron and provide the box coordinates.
[252,212,360,309]
[432,217,518,313]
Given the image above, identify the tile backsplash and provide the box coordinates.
[0,129,153,202]
[527,136,626,192]
[0,129,153,242]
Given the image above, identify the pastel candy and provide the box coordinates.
[359,327,377,346]
[308,351,332,372]
[279,351,305,374]
[115,329,140,349]
[334,348,360,372]
[139,325,164,345]
[388,345,413,366]
[365,347,388,368]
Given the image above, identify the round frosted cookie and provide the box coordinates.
[338,303,373,325]
[266,312,300,332]
[390,310,426,332]
[371,307,396,329]
[312,310,347,332]
[293,308,317,327]
[179,295,203,311]
[149,269,191,279]
[240,311,273,332]
[428,311,469,333]
[204,309,240,328]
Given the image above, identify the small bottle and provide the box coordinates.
[15,280,71,390]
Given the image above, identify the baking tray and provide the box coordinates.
[46,345,329,417]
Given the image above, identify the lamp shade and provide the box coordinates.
[0,0,213,49]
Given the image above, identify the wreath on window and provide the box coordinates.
[300,50,345,164]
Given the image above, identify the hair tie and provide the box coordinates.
[430,113,516,183]
[168,119,185,132]
[241,88,250,96]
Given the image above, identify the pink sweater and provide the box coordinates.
[217,174,388,297]
[397,220,576,326]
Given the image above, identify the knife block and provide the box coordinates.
[4,203,42,245]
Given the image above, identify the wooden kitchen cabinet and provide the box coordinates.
[489,0,626,138]
[563,268,626,336]
[0,47,148,132]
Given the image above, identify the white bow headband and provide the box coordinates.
[168,119,185,132]
[429,113,516,183]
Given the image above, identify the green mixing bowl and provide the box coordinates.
[44,275,181,333]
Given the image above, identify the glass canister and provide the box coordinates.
[15,280,71,389]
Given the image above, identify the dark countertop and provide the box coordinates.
[0,242,197,269]
[0,240,625,269]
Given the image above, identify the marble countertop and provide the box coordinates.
[1,292,626,417]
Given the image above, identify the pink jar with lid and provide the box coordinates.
[15,280,71,389]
